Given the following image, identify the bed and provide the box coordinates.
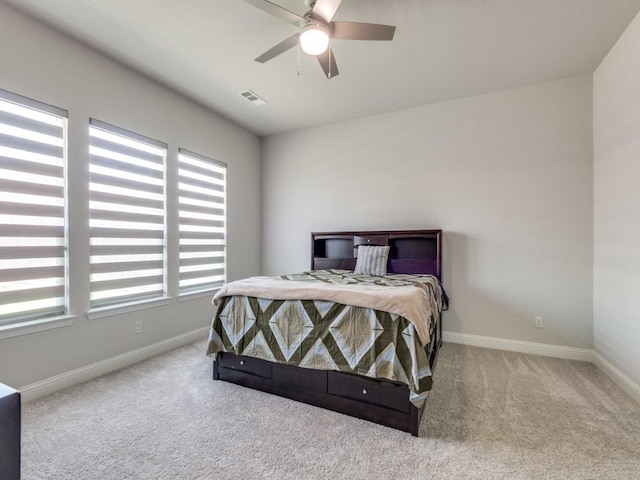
[207,229,447,436]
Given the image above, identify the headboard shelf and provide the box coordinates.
[311,229,442,280]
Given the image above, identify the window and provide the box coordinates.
[0,89,68,326]
[178,148,226,295]
[89,119,167,310]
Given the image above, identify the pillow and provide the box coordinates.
[354,245,390,276]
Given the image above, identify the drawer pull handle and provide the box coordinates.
[240,360,245,366]
[367,239,371,242]
[362,389,368,395]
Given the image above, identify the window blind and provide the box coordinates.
[0,89,68,326]
[89,119,167,309]
[178,149,226,295]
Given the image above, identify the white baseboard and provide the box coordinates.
[442,331,640,405]
[19,326,210,403]
[442,331,594,362]
[18,326,640,408]
[593,352,640,404]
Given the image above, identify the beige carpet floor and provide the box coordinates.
[22,339,640,480]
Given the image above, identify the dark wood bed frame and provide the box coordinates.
[212,229,443,436]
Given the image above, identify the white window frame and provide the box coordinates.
[177,148,227,299]
[0,88,72,338]
[86,119,168,319]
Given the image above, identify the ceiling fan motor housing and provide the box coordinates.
[300,17,330,55]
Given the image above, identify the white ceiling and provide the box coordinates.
[3,0,640,137]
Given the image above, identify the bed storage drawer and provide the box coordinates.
[218,353,272,379]
[327,371,410,413]
[273,363,327,392]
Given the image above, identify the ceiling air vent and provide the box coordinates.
[239,90,266,106]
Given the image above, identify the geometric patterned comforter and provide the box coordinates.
[207,270,447,408]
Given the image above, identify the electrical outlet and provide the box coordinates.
[134,320,143,335]
[534,316,544,329]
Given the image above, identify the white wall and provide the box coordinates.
[0,4,261,389]
[262,76,594,349]
[593,12,640,388]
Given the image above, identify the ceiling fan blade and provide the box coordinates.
[312,0,343,22]
[317,47,339,79]
[243,0,305,27]
[331,22,396,41]
[255,33,300,63]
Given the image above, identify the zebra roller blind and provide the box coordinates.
[0,89,68,326]
[89,119,167,309]
[178,148,226,295]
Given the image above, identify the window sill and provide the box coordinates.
[0,315,76,340]
[177,288,220,302]
[86,296,171,320]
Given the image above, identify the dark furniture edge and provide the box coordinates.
[0,383,21,480]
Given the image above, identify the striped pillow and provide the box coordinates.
[354,245,390,276]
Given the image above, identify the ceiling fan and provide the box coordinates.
[243,0,396,79]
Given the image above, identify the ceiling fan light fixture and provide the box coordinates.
[299,23,330,56]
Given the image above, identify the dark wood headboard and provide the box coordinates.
[311,229,442,280]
